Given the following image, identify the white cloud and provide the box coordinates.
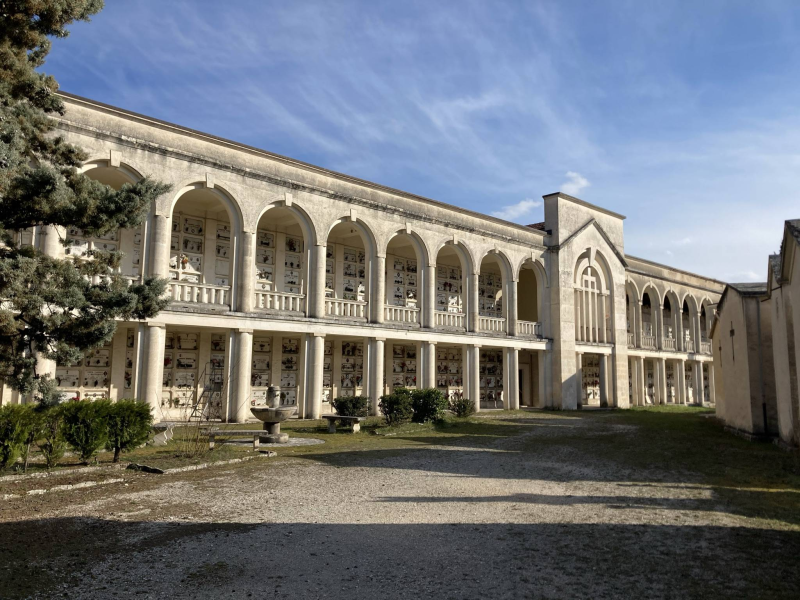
[561,171,590,196]
[491,198,543,221]
[675,237,692,246]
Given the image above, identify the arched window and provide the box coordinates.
[574,262,610,343]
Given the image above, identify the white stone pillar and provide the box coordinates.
[576,352,583,408]
[422,341,436,388]
[468,272,480,333]
[708,363,716,405]
[467,345,480,412]
[638,357,647,406]
[39,225,65,258]
[677,359,686,404]
[537,351,547,408]
[238,231,256,313]
[656,304,665,349]
[306,334,325,419]
[371,255,386,324]
[504,347,520,410]
[232,329,253,423]
[310,244,326,318]
[423,264,436,328]
[694,312,703,351]
[658,357,667,405]
[697,361,707,405]
[148,214,171,279]
[368,338,385,415]
[142,323,166,421]
[692,361,701,405]
[506,279,518,336]
[635,302,643,347]
[599,355,608,407]
[676,309,685,352]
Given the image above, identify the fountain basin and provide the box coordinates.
[250,406,296,444]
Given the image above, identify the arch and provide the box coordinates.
[385,230,428,309]
[255,201,318,247]
[640,281,663,307]
[324,216,378,258]
[433,241,472,316]
[254,204,314,300]
[169,183,244,232]
[476,248,514,283]
[477,249,513,320]
[573,248,614,343]
[518,258,544,323]
[79,159,143,187]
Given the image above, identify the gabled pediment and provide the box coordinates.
[553,218,628,268]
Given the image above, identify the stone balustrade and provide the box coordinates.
[518,320,542,338]
[325,298,367,319]
[169,282,230,306]
[435,311,465,329]
[384,305,420,324]
[479,315,506,334]
[254,290,305,313]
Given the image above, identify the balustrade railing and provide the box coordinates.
[384,305,420,324]
[517,320,542,338]
[479,315,506,333]
[325,298,367,319]
[700,340,712,355]
[627,332,635,347]
[169,282,230,306]
[641,334,656,349]
[685,339,695,353]
[255,290,306,313]
[663,337,676,351]
[435,311,465,329]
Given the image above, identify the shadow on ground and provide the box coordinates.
[1,517,798,599]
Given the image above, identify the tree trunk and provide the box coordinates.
[23,442,30,473]
[113,447,120,463]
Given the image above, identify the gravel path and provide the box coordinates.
[2,412,799,599]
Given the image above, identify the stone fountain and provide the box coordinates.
[250,385,296,444]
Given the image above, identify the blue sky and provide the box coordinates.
[45,1,800,282]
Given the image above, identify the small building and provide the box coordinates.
[766,220,800,447]
[710,283,777,439]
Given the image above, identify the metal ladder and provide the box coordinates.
[188,362,224,422]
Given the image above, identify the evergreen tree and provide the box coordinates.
[0,1,171,400]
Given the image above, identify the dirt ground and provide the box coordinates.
[1,408,799,599]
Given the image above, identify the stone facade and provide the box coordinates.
[0,93,723,421]
[713,220,800,447]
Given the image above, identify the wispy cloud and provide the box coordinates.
[561,171,590,196]
[491,198,542,222]
[44,1,800,281]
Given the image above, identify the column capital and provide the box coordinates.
[313,332,326,339]
[371,336,386,342]
[237,328,254,334]
[146,321,166,329]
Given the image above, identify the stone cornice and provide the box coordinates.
[56,93,547,252]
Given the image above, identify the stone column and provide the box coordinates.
[232,329,253,423]
[468,272,480,333]
[707,363,716,405]
[306,333,325,419]
[576,352,583,408]
[537,351,547,408]
[504,347,520,410]
[692,361,701,405]
[635,302,644,347]
[148,214,171,279]
[423,264,436,328]
[639,357,648,405]
[371,255,386,324]
[422,341,436,388]
[676,310,685,352]
[368,338,385,415]
[467,345,480,412]
[658,357,667,405]
[694,312,703,351]
[39,225,65,258]
[238,231,256,313]
[142,323,166,421]
[506,279,518,336]
[599,354,608,407]
[309,244,326,318]
[656,304,665,349]
[697,361,707,405]
[677,359,686,404]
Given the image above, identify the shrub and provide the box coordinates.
[379,388,414,425]
[449,394,476,418]
[62,399,112,463]
[331,396,369,417]
[0,404,36,470]
[411,388,448,423]
[38,404,67,470]
[106,400,153,463]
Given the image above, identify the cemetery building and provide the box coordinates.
[0,93,724,421]
[712,220,800,448]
